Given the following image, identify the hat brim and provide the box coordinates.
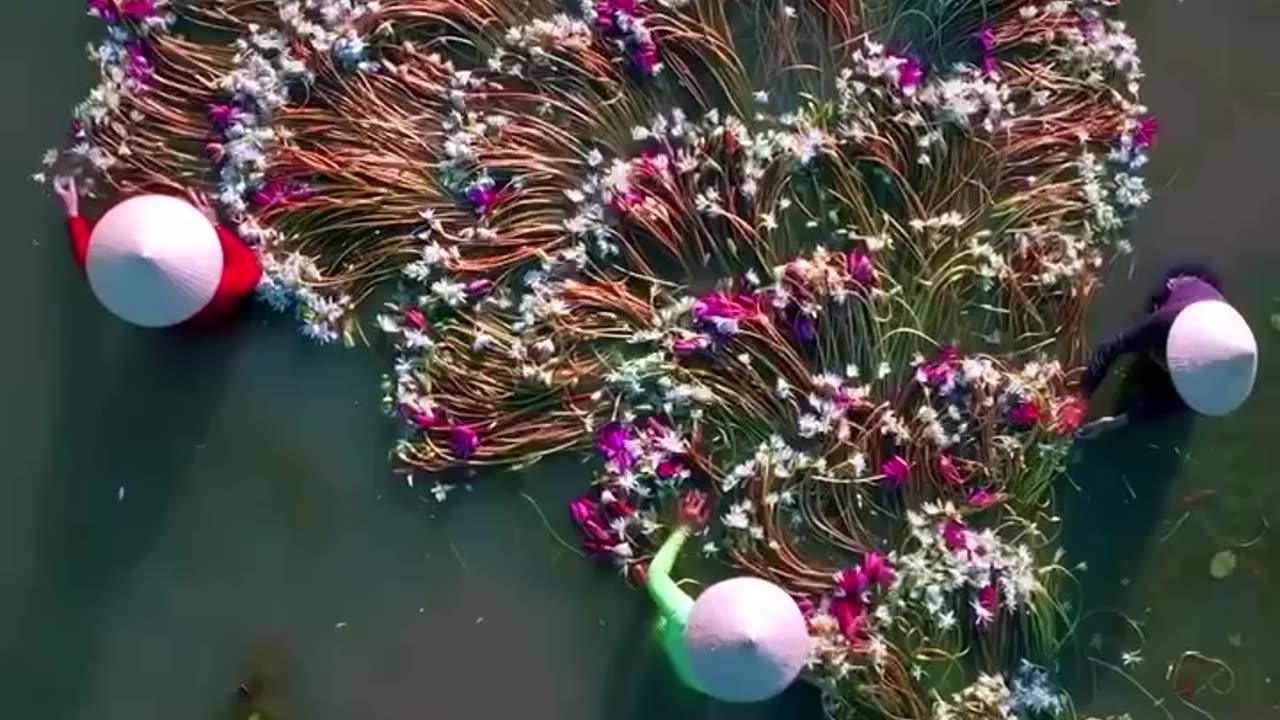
[1166,300,1257,416]
[684,577,811,703]
[86,195,224,327]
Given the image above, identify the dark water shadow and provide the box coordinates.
[2,307,246,719]
[1057,354,1195,700]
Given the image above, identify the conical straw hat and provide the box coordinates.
[684,577,811,703]
[1166,300,1257,416]
[86,195,223,328]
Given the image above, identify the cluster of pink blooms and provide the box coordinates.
[390,306,487,460]
[464,176,510,216]
[825,551,896,644]
[87,0,156,23]
[673,249,878,356]
[975,25,999,76]
[569,489,648,583]
[565,416,693,581]
[396,398,482,459]
[249,177,315,209]
[913,343,1044,434]
[593,417,689,479]
[593,0,661,76]
[124,41,153,83]
[941,517,1001,627]
[896,55,923,92]
[609,150,672,213]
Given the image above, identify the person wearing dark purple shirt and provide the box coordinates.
[1078,264,1258,438]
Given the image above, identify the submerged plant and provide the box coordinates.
[45,0,1154,717]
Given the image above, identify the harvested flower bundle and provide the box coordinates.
[45,0,1154,717]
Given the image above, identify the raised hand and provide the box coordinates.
[53,176,79,218]
[184,187,218,222]
[676,489,711,529]
[1052,394,1087,435]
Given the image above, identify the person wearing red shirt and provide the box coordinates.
[53,176,261,328]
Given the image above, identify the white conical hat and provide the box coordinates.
[1166,300,1258,416]
[86,195,223,328]
[683,577,811,703]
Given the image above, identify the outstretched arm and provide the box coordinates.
[1080,313,1165,396]
[647,490,709,622]
[54,177,90,269]
[648,525,695,622]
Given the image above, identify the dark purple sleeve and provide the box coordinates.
[1081,312,1169,396]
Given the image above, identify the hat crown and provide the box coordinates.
[1166,300,1258,416]
[86,195,224,327]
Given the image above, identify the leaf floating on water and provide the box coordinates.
[1209,549,1237,579]
[1270,312,1280,332]
[1227,632,1242,647]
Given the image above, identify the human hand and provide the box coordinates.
[1076,414,1126,440]
[185,187,218,222]
[53,176,79,218]
[676,489,710,529]
[1052,394,1087,435]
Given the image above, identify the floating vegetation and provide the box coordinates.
[46,0,1156,717]
[1208,549,1237,579]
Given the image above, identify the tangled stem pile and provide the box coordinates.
[47,0,1155,717]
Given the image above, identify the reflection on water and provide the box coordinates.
[1,0,1278,718]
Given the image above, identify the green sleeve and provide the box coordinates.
[647,525,695,624]
[648,525,702,693]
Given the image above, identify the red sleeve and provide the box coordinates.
[184,225,262,327]
[215,225,262,296]
[67,215,92,270]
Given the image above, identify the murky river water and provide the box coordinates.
[1,1,1276,718]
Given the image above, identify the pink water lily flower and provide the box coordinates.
[408,410,438,430]
[671,331,709,356]
[655,457,686,479]
[693,291,755,321]
[1009,400,1041,428]
[968,487,999,508]
[976,26,996,52]
[1134,114,1159,147]
[87,0,115,17]
[399,402,439,431]
[942,518,969,551]
[881,455,910,488]
[862,551,895,587]
[123,0,156,20]
[449,425,480,459]
[631,40,660,76]
[466,278,495,296]
[896,56,923,91]
[595,421,635,470]
[975,584,999,628]
[594,0,644,34]
[569,495,598,525]
[836,565,869,596]
[938,453,964,485]
[403,307,427,331]
[251,178,313,208]
[831,596,866,643]
[847,250,876,286]
[466,181,504,215]
[124,42,153,83]
[976,26,998,74]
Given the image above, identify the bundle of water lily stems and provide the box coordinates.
[48,0,1156,717]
